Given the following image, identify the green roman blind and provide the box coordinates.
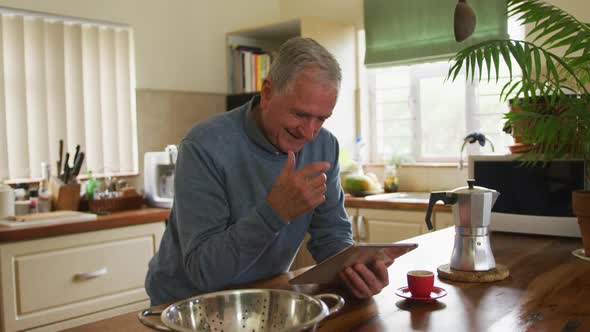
[364,0,508,67]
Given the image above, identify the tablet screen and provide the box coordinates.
[289,243,418,285]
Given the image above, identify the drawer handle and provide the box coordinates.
[74,267,108,281]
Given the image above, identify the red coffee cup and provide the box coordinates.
[407,270,434,298]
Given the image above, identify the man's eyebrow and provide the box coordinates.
[292,108,332,119]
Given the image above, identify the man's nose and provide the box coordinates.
[299,119,319,140]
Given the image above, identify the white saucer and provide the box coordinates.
[572,249,590,262]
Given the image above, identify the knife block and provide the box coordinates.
[50,178,81,211]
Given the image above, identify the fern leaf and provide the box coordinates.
[533,48,541,88]
[476,48,484,81]
[470,52,477,82]
[491,47,500,83]
[499,43,512,80]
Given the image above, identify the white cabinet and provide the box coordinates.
[347,207,360,242]
[435,211,454,230]
[358,208,453,244]
[0,222,165,332]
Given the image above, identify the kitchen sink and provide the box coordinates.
[364,192,432,203]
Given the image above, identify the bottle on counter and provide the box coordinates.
[383,164,399,193]
[38,162,52,213]
[28,189,39,214]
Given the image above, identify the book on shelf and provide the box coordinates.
[229,44,272,94]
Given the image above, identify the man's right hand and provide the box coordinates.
[267,151,331,222]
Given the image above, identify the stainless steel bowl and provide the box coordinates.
[138,289,344,332]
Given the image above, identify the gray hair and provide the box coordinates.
[267,37,342,95]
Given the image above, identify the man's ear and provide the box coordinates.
[259,79,272,109]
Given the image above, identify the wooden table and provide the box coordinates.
[64,228,590,332]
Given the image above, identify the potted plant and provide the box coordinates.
[447,0,590,256]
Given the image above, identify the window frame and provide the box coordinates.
[367,62,518,164]
[363,17,524,165]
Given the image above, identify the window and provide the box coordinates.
[0,7,137,182]
[366,18,524,163]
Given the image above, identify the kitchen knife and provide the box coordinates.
[63,152,70,183]
[57,139,63,179]
[73,144,80,167]
[71,152,85,178]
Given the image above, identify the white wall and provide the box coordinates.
[279,0,363,28]
[0,0,280,93]
[1,0,585,93]
[547,0,590,21]
[279,0,589,30]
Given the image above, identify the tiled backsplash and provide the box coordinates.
[363,164,468,192]
[130,89,226,191]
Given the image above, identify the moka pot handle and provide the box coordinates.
[425,192,458,230]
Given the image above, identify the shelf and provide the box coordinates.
[226,92,259,111]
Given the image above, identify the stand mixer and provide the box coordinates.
[425,179,499,271]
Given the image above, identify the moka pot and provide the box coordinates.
[425,179,500,271]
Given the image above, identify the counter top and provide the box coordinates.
[64,228,589,332]
[0,207,170,243]
[345,193,451,211]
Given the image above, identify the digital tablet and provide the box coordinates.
[289,243,418,285]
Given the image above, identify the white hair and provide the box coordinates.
[267,37,342,95]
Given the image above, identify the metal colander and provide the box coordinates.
[138,289,344,332]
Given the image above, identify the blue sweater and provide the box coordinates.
[145,97,354,305]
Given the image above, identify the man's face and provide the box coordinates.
[257,68,338,153]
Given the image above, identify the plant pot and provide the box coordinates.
[572,190,590,257]
[507,96,583,156]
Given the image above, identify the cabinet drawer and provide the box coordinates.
[365,220,424,243]
[17,235,153,314]
[0,222,165,332]
[359,208,424,224]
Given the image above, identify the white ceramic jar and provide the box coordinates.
[0,184,15,219]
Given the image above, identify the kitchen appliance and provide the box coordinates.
[425,179,500,271]
[469,154,585,237]
[0,184,15,219]
[144,145,178,208]
[138,289,344,332]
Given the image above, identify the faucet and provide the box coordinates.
[165,145,178,166]
[459,131,495,169]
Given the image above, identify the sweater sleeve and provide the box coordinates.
[173,138,286,291]
[306,139,355,263]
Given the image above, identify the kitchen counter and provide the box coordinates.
[0,207,170,242]
[64,228,589,332]
[345,193,451,211]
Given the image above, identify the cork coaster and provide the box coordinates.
[572,249,590,262]
[437,263,510,282]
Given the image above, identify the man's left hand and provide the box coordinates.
[338,259,393,299]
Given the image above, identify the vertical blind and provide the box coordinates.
[364,0,508,67]
[0,7,137,181]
